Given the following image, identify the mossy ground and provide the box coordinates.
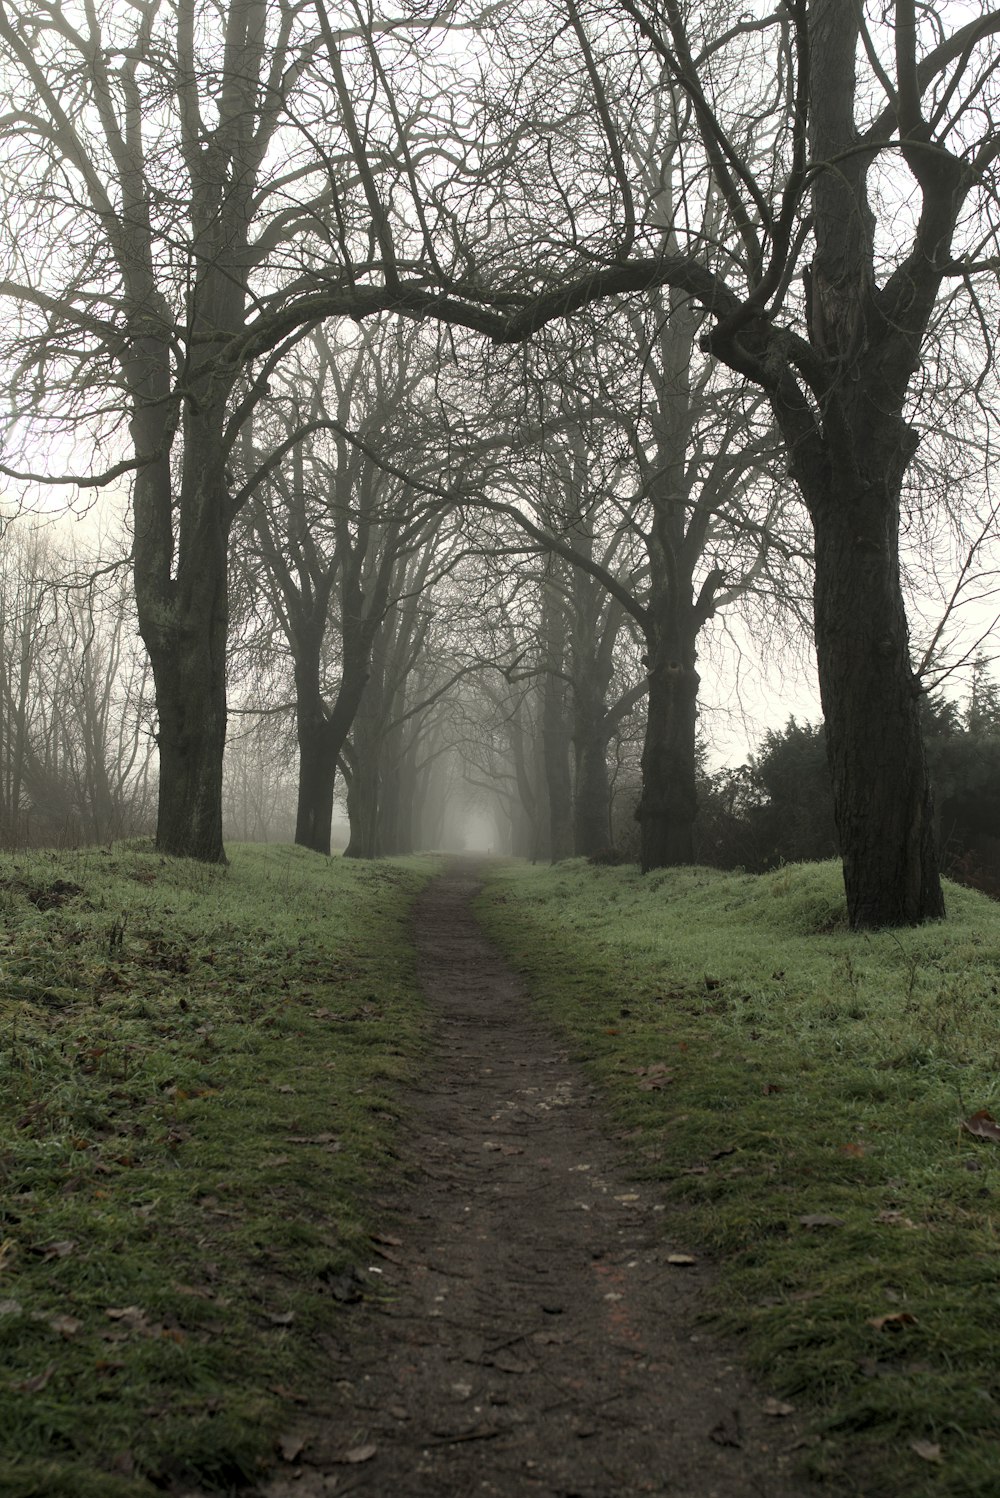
[478,859,1000,1498]
[0,842,435,1497]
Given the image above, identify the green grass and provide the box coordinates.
[0,841,436,1497]
[478,858,1000,1498]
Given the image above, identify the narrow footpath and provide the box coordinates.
[267,862,822,1498]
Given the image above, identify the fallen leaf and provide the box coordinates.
[105,1306,148,1327]
[278,1433,305,1463]
[910,1440,942,1464]
[839,1143,866,1157]
[762,1397,795,1416]
[666,1253,697,1266]
[867,1312,918,1331]
[34,1239,77,1261]
[343,1444,377,1464]
[266,1310,295,1326]
[11,1362,57,1394]
[275,1085,295,1094]
[761,1083,783,1095]
[876,1210,918,1229]
[799,1214,845,1230]
[961,1110,1000,1143]
[47,1314,83,1338]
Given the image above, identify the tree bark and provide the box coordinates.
[344,756,380,859]
[636,630,699,870]
[807,456,943,926]
[294,716,338,855]
[790,0,946,924]
[149,621,228,861]
[134,406,232,865]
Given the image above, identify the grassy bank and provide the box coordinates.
[0,842,434,1498]
[479,859,1000,1497]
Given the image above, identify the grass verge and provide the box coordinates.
[0,841,434,1497]
[478,858,1000,1497]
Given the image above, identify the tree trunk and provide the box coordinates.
[136,412,231,865]
[294,715,337,855]
[344,756,380,859]
[291,622,374,856]
[148,610,228,862]
[636,640,699,871]
[809,474,943,927]
[794,0,945,926]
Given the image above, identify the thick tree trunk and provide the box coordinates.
[136,414,231,865]
[810,474,943,927]
[149,610,228,862]
[294,716,337,855]
[789,0,946,927]
[636,642,699,871]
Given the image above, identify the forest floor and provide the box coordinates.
[249,861,823,1498]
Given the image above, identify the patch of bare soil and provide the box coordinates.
[261,861,825,1498]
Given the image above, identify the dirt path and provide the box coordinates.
[264,862,822,1498]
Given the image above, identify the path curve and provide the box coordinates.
[268,861,820,1498]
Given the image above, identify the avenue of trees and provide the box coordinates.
[2,0,1000,927]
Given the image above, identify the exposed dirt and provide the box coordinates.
[259,861,826,1498]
